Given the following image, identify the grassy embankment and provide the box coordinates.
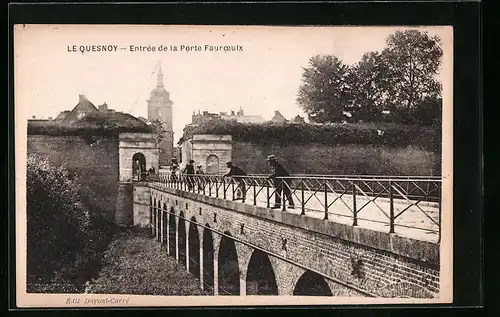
[86,229,209,296]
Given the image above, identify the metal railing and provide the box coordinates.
[145,173,442,242]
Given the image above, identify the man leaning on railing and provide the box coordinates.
[182,160,195,191]
[267,155,295,210]
[224,162,247,202]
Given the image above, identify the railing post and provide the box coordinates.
[266,183,270,209]
[232,180,235,201]
[253,180,257,206]
[282,179,286,212]
[352,182,358,226]
[208,178,212,197]
[389,180,395,234]
[324,182,329,220]
[220,178,224,199]
[301,180,305,216]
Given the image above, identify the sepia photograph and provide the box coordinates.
[14,24,453,307]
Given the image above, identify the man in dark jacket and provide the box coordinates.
[224,162,247,202]
[267,155,295,209]
[195,164,205,191]
[182,160,195,191]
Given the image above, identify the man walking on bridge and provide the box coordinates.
[224,162,247,202]
[267,155,295,210]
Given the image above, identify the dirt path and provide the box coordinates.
[86,229,210,296]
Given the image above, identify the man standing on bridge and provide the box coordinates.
[267,155,294,210]
[224,162,247,202]
[182,160,195,191]
[195,164,205,191]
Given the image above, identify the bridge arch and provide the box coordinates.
[246,249,278,295]
[293,270,332,296]
[188,217,200,278]
[168,207,176,257]
[178,211,187,266]
[203,224,215,294]
[217,231,240,295]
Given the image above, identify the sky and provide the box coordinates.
[14,25,452,143]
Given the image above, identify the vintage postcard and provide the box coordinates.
[14,24,453,307]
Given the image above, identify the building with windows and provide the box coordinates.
[190,107,266,126]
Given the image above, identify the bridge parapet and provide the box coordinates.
[146,173,442,243]
[136,177,442,299]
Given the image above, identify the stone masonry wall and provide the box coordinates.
[27,135,119,220]
[133,183,152,227]
[115,182,134,226]
[232,141,441,176]
[119,133,159,182]
[145,185,440,298]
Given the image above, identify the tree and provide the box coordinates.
[149,118,168,146]
[297,55,351,123]
[27,155,91,282]
[347,51,391,122]
[381,30,443,122]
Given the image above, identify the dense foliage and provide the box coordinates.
[297,30,443,125]
[27,155,117,291]
[179,119,441,153]
[28,111,153,136]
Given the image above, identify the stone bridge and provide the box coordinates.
[132,179,440,298]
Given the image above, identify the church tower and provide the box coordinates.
[147,63,174,166]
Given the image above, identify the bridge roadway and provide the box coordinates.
[151,178,440,243]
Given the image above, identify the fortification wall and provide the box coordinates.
[232,142,441,176]
[27,135,119,220]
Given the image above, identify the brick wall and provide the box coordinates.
[27,135,119,220]
[132,183,151,227]
[146,185,440,298]
[232,141,441,176]
[115,182,133,226]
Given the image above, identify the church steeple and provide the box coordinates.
[148,61,174,167]
[157,63,164,88]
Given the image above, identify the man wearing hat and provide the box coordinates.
[182,159,196,191]
[224,162,247,202]
[195,164,205,191]
[267,155,295,209]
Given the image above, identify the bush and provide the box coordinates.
[179,120,441,152]
[27,111,152,136]
[26,154,117,288]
